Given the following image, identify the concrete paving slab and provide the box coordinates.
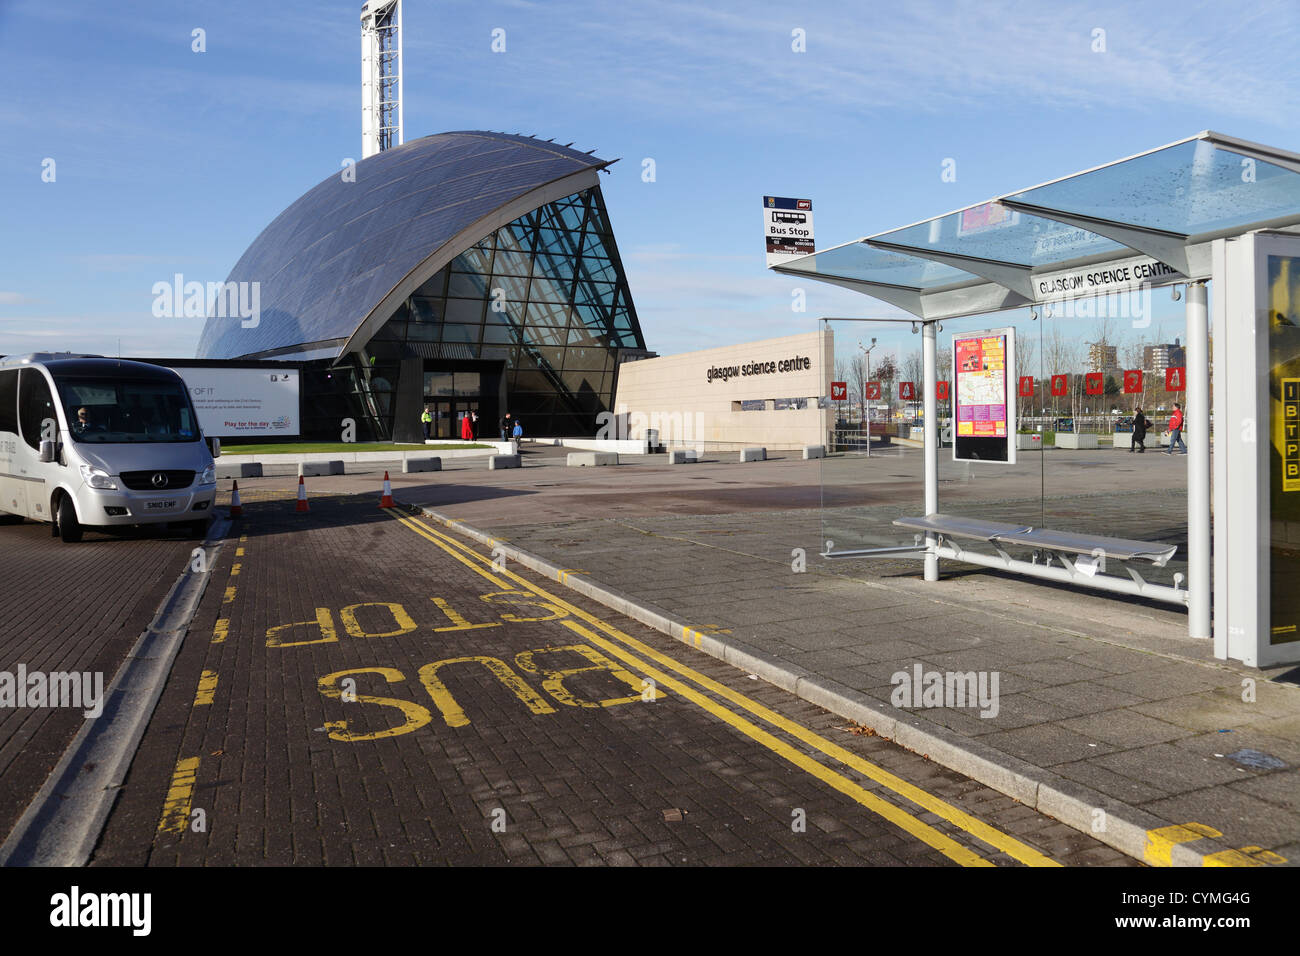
[978,723,1123,766]
[1091,743,1252,794]
[1058,710,1190,747]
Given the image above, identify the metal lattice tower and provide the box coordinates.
[361,0,402,159]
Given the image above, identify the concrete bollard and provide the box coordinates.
[668,449,698,464]
[402,457,442,473]
[567,452,619,467]
[217,462,263,480]
[802,445,825,460]
[488,454,521,470]
[299,460,345,477]
[739,447,767,463]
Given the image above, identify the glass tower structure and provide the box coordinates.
[366,186,644,437]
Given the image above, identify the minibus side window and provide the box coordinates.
[0,369,17,435]
[18,369,57,450]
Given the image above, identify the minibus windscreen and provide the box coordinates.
[53,376,200,443]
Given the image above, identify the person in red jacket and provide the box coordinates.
[460,413,474,441]
[1165,402,1186,454]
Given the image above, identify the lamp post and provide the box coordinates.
[858,338,877,457]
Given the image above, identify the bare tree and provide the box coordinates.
[875,354,898,420]
[1043,321,1082,419]
[902,349,924,423]
[1014,328,1035,423]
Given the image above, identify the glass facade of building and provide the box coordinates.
[362,185,645,438]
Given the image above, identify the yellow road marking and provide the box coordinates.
[157,757,200,834]
[383,508,513,588]
[1144,822,1220,866]
[560,618,987,866]
[389,510,1058,867]
[230,563,241,577]
[194,670,218,706]
[235,547,245,557]
[211,618,229,644]
[430,597,501,632]
[223,586,236,604]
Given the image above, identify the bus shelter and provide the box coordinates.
[772,131,1300,668]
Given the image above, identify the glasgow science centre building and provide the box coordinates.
[196,131,651,442]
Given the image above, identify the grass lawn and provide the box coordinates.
[220,442,495,455]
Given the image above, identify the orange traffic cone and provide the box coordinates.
[295,474,310,513]
[230,480,243,518]
[379,470,394,509]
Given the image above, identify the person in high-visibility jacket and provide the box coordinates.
[421,406,433,440]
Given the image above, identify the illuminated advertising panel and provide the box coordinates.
[952,327,1016,464]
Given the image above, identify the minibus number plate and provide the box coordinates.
[145,499,178,511]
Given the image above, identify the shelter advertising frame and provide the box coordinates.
[1214,231,1300,667]
[952,326,1016,464]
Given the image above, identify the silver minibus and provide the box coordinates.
[0,354,217,542]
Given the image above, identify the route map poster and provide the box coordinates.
[953,327,1016,464]
[1268,256,1300,646]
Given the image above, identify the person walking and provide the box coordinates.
[460,412,474,441]
[421,406,433,440]
[471,411,479,439]
[500,412,512,441]
[1131,408,1150,453]
[1165,402,1186,455]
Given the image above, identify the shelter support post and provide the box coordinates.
[1186,281,1210,639]
[923,321,938,581]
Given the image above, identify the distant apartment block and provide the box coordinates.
[1088,342,1118,372]
[1143,338,1186,374]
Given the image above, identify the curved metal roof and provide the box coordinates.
[196,131,611,359]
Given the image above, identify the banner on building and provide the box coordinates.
[172,367,300,437]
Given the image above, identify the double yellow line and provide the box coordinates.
[387,508,1060,868]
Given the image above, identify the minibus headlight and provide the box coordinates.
[78,464,117,490]
[198,464,216,486]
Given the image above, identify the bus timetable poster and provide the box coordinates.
[953,328,1016,464]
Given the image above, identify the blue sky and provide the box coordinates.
[1,0,1296,374]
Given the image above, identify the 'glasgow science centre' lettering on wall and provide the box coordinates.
[707,355,812,383]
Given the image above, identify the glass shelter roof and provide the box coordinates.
[772,131,1300,321]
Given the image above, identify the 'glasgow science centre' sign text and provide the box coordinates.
[707,355,812,383]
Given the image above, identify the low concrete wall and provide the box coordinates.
[1113,431,1135,449]
[1016,434,1044,450]
[802,445,825,460]
[1055,433,1099,450]
[739,447,767,462]
[535,437,649,455]
[299,460,345,476]
[488,454,521,470]
[668,449,698,464]
[567,452,619,467]
[222,447,499,467]
[402,457,442,473]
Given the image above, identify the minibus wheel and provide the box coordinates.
[56,495,83,543]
